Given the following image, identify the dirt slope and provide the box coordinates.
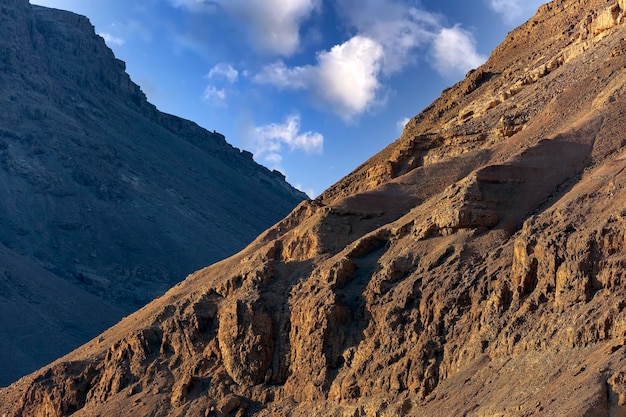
[2,0,626,415]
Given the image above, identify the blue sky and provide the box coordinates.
[30,0,547,198]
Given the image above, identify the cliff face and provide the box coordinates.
[3,0,626,415]
[0,0,306,386]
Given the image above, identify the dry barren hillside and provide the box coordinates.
[0,0,306,386]
[2,0,626,415]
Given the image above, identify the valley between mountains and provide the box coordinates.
[3,0,626,416]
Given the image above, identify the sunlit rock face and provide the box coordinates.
[3,0,626,416]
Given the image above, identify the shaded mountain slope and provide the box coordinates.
[3,0,626,415]
[0,244,125,385]
[0,0,306,386]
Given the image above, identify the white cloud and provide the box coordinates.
[265,153,284,167]
[254,36,384,121]
[202,85,226,104]
[207,63,239,83]
[203,63,239,105]
[487,0,547,25]
[339,0,487,78]
[431,25,487,78]
[335,0,440,75]
[253,0,487,119]
[99,32,125,46]
[396,117,411,133]
[489,0,522,16]
[246,114,323,170]
[100,20,153,45]
[170,0,319,56]
[98,21,153,49]
[253,61,309,89]
[315,36,384,120]
[223,0,320,55]
[295,184,316,199]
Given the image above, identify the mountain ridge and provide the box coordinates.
[0,0,306,387]
[3,0,626,415]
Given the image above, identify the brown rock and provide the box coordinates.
[4,0,626,416]
[591,3,622,36]
[218,297,275,386]
[218,394,242,414]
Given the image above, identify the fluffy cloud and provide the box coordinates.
[314,36,384,120]
[488,0,547,24]
[247,114,323,169]
[254,36,384,121]
[202,63,239,105]
[489,0,522,16]
[99,32,125,46]
[173,0,488,119]
[335,0,440,74]
[253,61,309,89]
[295,183,316,199]
[254,1,486,119]
[396,117,411,133]
[223,0,320,55]
[431,25,487,78]
[339,0,487,77]
[207,63,239,83]
[171,0,319,55]
[202,85,226,104]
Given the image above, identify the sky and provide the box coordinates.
[30,0,547,198]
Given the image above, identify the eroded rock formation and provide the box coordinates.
[3,0,626,416]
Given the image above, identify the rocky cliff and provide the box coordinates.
[0,0,306,386]
[2,0,626,415]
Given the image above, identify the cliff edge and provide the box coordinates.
[0,0,306,387]
[3,0,626,416]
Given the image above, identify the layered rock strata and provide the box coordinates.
[3,0,626,416]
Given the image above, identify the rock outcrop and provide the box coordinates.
[0,0,306,386]
[3,0,626,416]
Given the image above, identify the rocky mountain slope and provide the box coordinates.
[0,0,306,386]
[3,0,626,415]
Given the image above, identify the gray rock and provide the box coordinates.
[0,0,306,386]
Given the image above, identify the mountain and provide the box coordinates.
[0,0,307,386]
[3,0,626,415]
